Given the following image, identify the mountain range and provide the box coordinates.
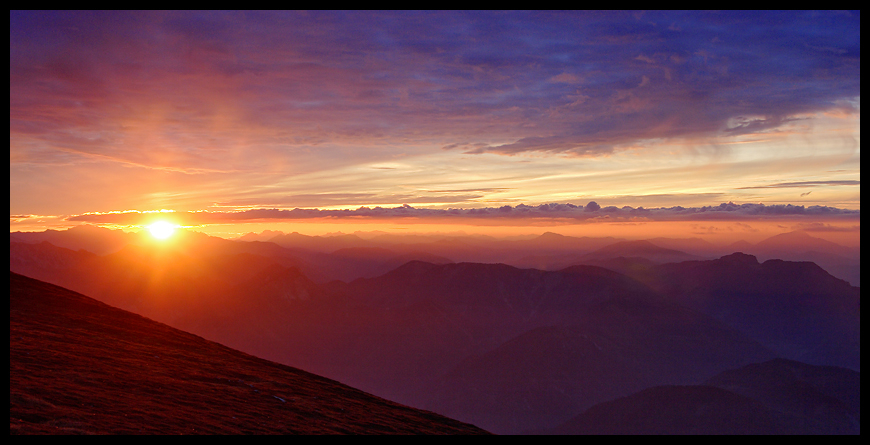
[11,227,860,285]
[623,252,860,370]
[9,227,860,434]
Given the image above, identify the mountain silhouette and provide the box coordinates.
[717,231,861,286]
[547,358,859,435]
[549,385,813,435]
[645,237,718,256]
[8,228,861,434]
[509,239,699,271]
[633,253,860,370]
[580,239,700,264]
[705,358,860,431]
[423,299,773,433]
[289,247,455,283]
[753,231,856,257]
[9,272,489,434]
[327,262,773,434]
[10,225,137,255]
[267,232,371,252]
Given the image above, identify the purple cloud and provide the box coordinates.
[11,11,860,165]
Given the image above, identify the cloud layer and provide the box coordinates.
[67,202,860,227]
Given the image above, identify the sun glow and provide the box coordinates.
[147,221,178,240]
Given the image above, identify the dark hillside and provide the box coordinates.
[9,272,489,435]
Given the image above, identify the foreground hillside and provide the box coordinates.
[9,272,489,435]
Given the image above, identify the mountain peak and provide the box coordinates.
[755,230,846,251]
[718,252,759,265]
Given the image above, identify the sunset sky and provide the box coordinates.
[10,11,860,242]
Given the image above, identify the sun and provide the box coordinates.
[147,221,178,240]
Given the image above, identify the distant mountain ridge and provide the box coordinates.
[10,227,859,284]
[579,239,702,263]
[547,358,860,435]
[754,230,856,256]
[10,225,137,255]
[727,231,860,286]
[628,252,860,370]
[323,261,774,433]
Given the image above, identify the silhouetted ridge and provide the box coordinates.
[760,258,848,290]
[593,239,674,254]
[717,252,759,266]
[548,358,860,434]
[550,385,807,435]
[755,230,852,255]
[376,259,444,281]
[576,239,700,265]
[353,261,672,316]
[635,255,860,370]
[536,231,568,241]
[705,358,861,422]
[411,262,775,433]
[558,263,645,282]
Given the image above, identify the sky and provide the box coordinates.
[9,11,860,241]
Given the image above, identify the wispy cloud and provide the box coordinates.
[791,221,861,232]
[736,180,860,189]
[214,191,491,208]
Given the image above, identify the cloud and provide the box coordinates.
[635,54,656,64]
[736,180,860,189]
[467,136,618,157]
[791,222,861,232]
[548,72,581,84]
[10,10,860,167]
[722,116,804,136]
[215,191,489,208]
[67,202,860,226]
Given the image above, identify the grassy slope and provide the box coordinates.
[9,272,489,435]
